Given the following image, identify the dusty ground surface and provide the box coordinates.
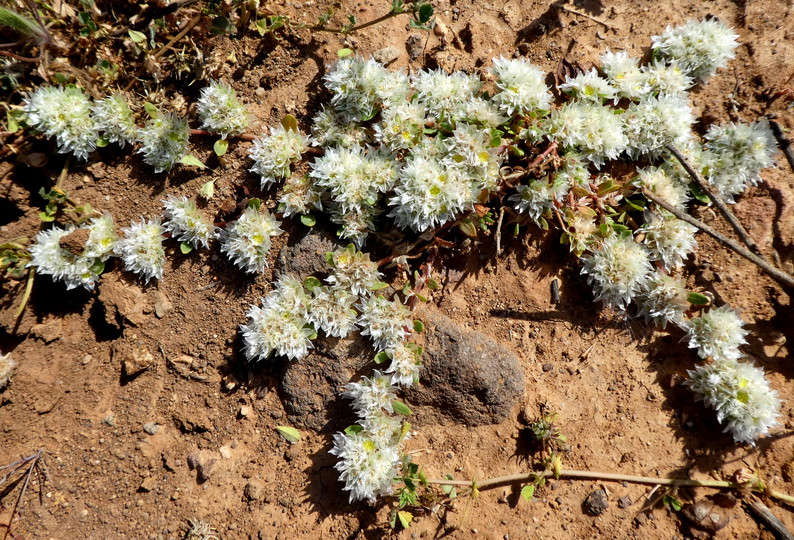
[1,0,794,538]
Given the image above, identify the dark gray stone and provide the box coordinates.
[584,489,609,516]
[406,34,424,61]
[403,309,525,426]
[275,230,343,278]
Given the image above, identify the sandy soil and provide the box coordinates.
[1,0,794,538]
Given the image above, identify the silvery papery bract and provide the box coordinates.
[344,370,398,418]
[84,213,119,261]
[92,95,137,148]
[249,125,310,189]
[240,275,313,362]
[308,285,358,338]
[549,101,628,167]
[639,210,698,271]
[24,86,97,160]
[637,272,689,328]
[651,19,739,81]
[326,245,383,297]
[0,352,16,391]
[220,206,283,273]
[640,60,694,97]
[28,227,101,290]
[117,219,166,283]
[310,105,369,148]
[330,430,401,504]
[686,357,781,444]
[196,80,250,139]
[621,95,694,159]
[490,56,552,116]
[454,97,509,129]
[374,101,426,151]
[686,305,747,361]
[412,68,481,121]
[384,342,422,387]
[162,195,218,249]
[330,205,379,247]
[581,234,653,310]
[279,175,323,218]
[510,175,570,224]
[324,56,410,122]
[599,50,647,100]
[137,112,189,173]
[634,165,690,210]
[703,120,777,202]
[445,123,503,192]
[559,68,617,103]
[357,296,412,351]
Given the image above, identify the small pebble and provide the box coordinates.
[542,363,554,372]
[142,422,160,435]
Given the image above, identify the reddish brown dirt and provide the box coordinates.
[2,1,794,539]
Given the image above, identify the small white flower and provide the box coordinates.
[0,352,16,391]
[220,206,283,273]
[490,56,552,116]
[637,272,689,328]
[162,195,218,249]
[24,85,97,160]
[640,60,694,97]
[621,95,694,159]
[549,101,628,167]
[279,175,323,218]
[357,296,412,350]
[240,275,313,362]
[634,165,690,211]
[196,80,250,139]
[249,125,310,189]
[92,94,137,147]
[84,213,119,261]
[703,120,777,202]
[308,285,358,338]
[384,342,422,387]
[452,97,509,128]
[373,101,426,151]
[330,204,379,248]
[559,68,617,103]
[137,112,189,173]
[325,57,409,121]
[686,357,781,444]
[326,245,383,297]
[28,226,101,290]
[599,50,647,100]
[330,430,401,503]
[686,305,747,361]
[117,218,166,283]
[580,234,653,310]
[344,370,397,418]
[651,19,739,81]
[640,210,697,271]
[413,68,482,120]
[310,105,369,148]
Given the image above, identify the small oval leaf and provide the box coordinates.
[179,241,194,254]
[281,114,299,132]
[521,484,535,501]
[303,276,321,291]
[374,351,390,364]
[275,425,301,443]
[337,48,353,58]
[300,214,316,227]
[392,400,412,416]
[213,139,228,156]
[179,154,206,169]
[687,292,712,306]
[199,180,215,200]
[413,319,424,333]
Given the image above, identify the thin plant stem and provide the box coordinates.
[642,189,794,291]
[311,10,401,35]
[13,268,34,323]
[767,115,794,174]
[189,128,256,141]
[426,468,794,505]
[666,144,765,259]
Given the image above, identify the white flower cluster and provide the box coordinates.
[639,210,697,271]
[310,105,368,148]
[325,56,410,122]
[116,218,166,283]
[249,125,310,189]
[28,214,118,290]
[220,206,283,273]
[686,305,747,361]
[92,95,137,148]
[651,19,739,81]
[279,175,323,217]
[412,68,481,121]
[549,101,627,167]
[0,352,16,391]
[637,272,689,328]
[559,68,616,103]
[580,234,652,310]
[634,166,690,210]
[703,119,777,202]
[357,295,412,351]
[686,358,780,444]
[24,86,97,160]
[621,95,694,158]
[326,245,383,297]
[162,195,218,249]
[240,275,313,362]
[490,56,552,116]
[137,112,190,173]
[197,80,250,139]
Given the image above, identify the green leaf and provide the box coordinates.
[199,180,215,200]
[143,102,159,118]
[689,182,711,204]
[372,281,389,291]
[303,276,321,291]
[687,292,711,306]
[96,137,109,148]
[521,484,535,501]
[400,421,411,442]
[213,139,228,156]
[413,319,424,333]
[374,350,390,364]
[275,425,301,443]
[441,475,457,498]
[6,109,20,133]
[417,3,434,23]
[211,15,233,35]
[38,211,55,222]
[281,114,299,132]
[392,400,412,416]
[324,251,335,267]
[337,48,353,58]
[425,278,439,290]
[179,154,206,169]
[89,259,105,275]
[397,510,413,529]
[247,198,262,210]
[344,424,363,436]
[458,219,478,237]
[128,29,147,44]
[179,242,193,254]
[0,7,47,40]
[663,494,683,512]
[300,214,316,227]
